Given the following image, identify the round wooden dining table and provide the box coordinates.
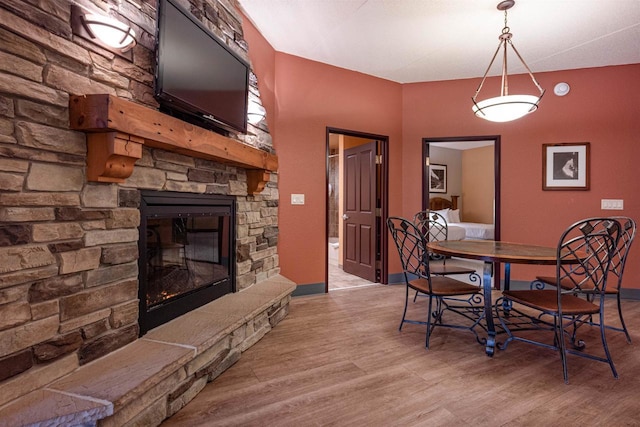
[426,240,558,356]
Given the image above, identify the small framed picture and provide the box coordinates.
[429,164,447,193]
[542,143,590,190]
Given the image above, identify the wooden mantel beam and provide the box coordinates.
[69,94,277,194]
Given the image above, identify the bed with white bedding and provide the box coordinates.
[450,222,494,240]
[447,224,468,241]
[429,196,495,240]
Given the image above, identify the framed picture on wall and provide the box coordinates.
[542,142,590,190]
[429,164,447,193]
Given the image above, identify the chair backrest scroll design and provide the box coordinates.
[387,217,431,287]
[557,218,621,296]
[414,210,448,243]
[608,217,637,286]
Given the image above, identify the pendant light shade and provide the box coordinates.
[472,94,540,122]
[472,1,544,122]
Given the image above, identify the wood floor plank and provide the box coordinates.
[163,284,640,426]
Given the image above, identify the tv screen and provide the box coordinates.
[155,0,249,134]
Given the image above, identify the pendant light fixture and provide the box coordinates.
[472,0,545,122]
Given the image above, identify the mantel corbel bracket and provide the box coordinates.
[87,132,143,183]
[246,169,271,195]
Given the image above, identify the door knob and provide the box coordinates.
[343,214,350,220]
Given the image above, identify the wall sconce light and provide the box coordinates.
[71,5,137,58]
[247,99,266,125]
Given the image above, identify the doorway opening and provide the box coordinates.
[423,135,501,287]
[326,128,389,291]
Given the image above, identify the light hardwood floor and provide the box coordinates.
[163,284,640,426]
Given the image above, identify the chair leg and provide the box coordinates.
[617,292,632,344]
[557,316,570,384]
[433,297,443,325]
[599,310,619,379]
[425,295,434,349]
[399,285,410,331]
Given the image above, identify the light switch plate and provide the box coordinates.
[291,194,305,205]
[601,199,623,210]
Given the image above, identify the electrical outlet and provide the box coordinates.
[601,199,624,210]
[291,194,305,205]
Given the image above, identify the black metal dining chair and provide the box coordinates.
[387,216,484,349]
[412,211,481,303]
[531,217,636,343]
[496,217,621,383]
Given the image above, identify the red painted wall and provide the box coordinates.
[271,54,404,285]
[243,15,404,286]
[243,15,640,289]
[403,65,640,285]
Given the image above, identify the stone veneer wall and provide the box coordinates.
[0,0,279,405]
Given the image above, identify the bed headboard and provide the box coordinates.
[429,196,458,211]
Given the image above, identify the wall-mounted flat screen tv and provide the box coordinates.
[155,0,249,134]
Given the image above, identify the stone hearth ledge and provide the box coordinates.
[0,275,296,426]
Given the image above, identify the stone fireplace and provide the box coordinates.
[0,0,294,425]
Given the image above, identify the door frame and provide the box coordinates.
[326,127,389,292]
[422,135,502,287]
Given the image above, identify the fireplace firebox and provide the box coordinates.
[138,191,236,335]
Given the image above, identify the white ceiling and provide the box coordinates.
[237,0,640,84]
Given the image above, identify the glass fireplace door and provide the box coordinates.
[138,191,235,335]
[146,214,230,308]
